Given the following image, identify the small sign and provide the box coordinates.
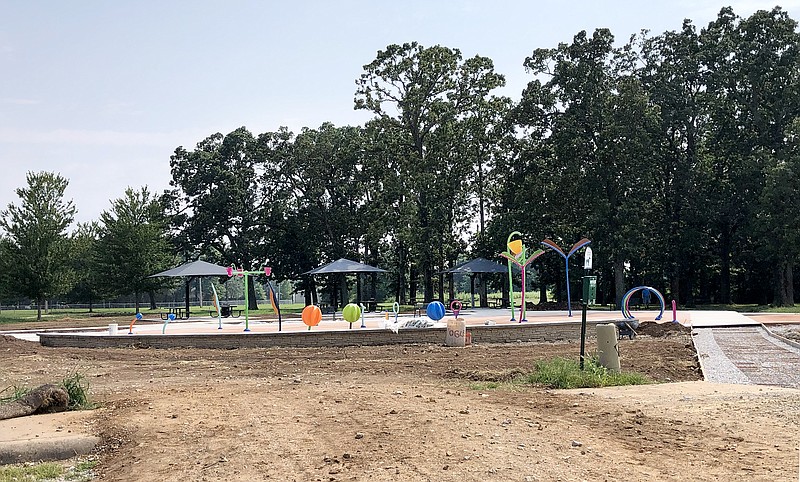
[584,247,593,269]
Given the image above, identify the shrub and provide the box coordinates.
[525,357,650,389]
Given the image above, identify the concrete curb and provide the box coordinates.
[0,435,99,464]
[761,324,800,350]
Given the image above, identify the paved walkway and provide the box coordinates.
[693,326,800,389]
[684,310,760,327]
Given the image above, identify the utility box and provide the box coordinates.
[582,276,597,305]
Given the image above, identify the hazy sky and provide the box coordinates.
[2,0,797,225]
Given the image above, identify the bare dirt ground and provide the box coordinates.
[1,321,799,481]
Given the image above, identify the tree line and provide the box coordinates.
[2,7,798,317]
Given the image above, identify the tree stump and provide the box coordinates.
[0,384,69,420]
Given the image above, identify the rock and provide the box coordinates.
[0,384,69,421]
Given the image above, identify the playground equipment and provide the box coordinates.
[161,313,176,334]
[384,302,402,333]
[266,278,283,331]
[426,301,445,322]
[128,313,143,334]
[226,265,280,332]
[301,304,322,330]
[210,283,223,329]
[500,232,545,322]
[450,300,462,319]
[343,303,361,329]
[540,238,592,317]
[620,286,665,321]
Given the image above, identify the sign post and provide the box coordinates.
[579,248,596,370]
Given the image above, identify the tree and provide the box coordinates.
[67,222,106,312]
[639,20,710,304]
[95,187,173,313]
[0,171,76,320]
[269,123,367,307]
[519,30,661,305]
[355,42,506,302]
[167,127,276,309]
[696,7,800,305]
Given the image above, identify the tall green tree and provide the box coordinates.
[95,187,173,313]
[67,222,106,312]
[639,20,711,304]
[167,127,276,309]
[355,42,505,302]
[0,172,76,320]
[520,30,660,305]
[700,7,800,304]
[264,123,368,307]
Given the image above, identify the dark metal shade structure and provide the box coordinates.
[443,258,508,275]
[150,260,229,278]
[302,258,387,276]
[149,260,229,318]
[302,258,387,316]
[441,258,508,308]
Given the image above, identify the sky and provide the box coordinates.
[2,0,798,226]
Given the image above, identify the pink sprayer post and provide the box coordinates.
[671,300,677,323]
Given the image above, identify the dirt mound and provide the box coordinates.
[0,335,36,346]
[635,321,691,338]
[444,367,527,382]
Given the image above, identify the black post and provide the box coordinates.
[185,278,191,319]
[580,296,588,370]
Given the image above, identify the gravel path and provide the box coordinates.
[693,326,800,388]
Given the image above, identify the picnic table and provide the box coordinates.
[160,307,187,320]
[488,298,504,308]
[210,304,242,318]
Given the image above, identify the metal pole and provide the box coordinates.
[580,295,587,370]
[565,257,572,317]
[244,274,250,332]
[506,232,517,322]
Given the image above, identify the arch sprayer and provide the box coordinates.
[621,286,665,321]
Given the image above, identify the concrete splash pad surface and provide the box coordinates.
[6,308,798,346]
[36,309,646,338]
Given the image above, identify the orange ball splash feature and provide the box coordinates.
[302,305,322,330]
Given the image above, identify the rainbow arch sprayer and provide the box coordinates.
[620,286,665,321]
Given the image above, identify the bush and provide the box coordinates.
[61,372,96,410]
[525,357,650,389]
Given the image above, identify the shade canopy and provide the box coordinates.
[149,260,229,278]
[302,258,387,276]
[441,258,508,274]
[149,260,230,319]
[440,258,511,309]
